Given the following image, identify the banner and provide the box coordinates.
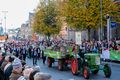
[110,50,120,61]
[101,49,120,61]
[101,50,110,59]
[75,32,81,45]
[32,33,38,41]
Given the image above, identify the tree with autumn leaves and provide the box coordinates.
[32,1,61,38]
[59,0,120,40]
[32,0,120,40]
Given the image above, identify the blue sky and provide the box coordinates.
[0,0,39,30]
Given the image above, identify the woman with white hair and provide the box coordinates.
[34,72,52,80]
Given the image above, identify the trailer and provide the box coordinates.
[44,45,80,71]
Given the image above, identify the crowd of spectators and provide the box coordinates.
[0,41,52,80]
[0,39,120,80]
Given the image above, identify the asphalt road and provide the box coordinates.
[26,58,120,80]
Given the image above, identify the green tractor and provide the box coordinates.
[71,53,111,79]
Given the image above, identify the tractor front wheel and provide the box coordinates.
[58,60,63,71]
[92,70,99,75]
[47,57,52,67]
[71,59,78,75]
[83,67,90,79]
[103,64,111,78]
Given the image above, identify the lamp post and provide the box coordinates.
[2,11,8,34]
[106,14,110,46]
[99,0,103,41]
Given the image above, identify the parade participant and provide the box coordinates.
[41,42,46,64]
[37,46,41,59]
[72,43,77,54]
[21,46,27,61]
[33,47,38,65]
[10,46,13,54]
[60,45,65,56]
[42,50,46,64]
[6,47,11,55]
[28,46,32,58]
[78,44,84,58]
[15,46,20,57]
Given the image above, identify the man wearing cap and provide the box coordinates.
[9,58,25,80]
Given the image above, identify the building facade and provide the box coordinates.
[7,28,19,40]
[18,12,35,40]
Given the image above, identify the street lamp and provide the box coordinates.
[2,11,8,34]
[106,14,110,45]
[99,0,103,41]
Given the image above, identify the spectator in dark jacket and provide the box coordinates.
[42,50,46,64]
[28,46,32,58]
[4,55,14,80]
[21,46,27,61]
[15,46,20,57]
[33,47,38,65]
[36,46,41,59]
[0,68,4,80]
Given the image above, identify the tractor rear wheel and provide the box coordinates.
[83,66,90,79]
[71,59,79,75]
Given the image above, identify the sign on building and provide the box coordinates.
[111,22,117,28]
[75,32,82,45]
